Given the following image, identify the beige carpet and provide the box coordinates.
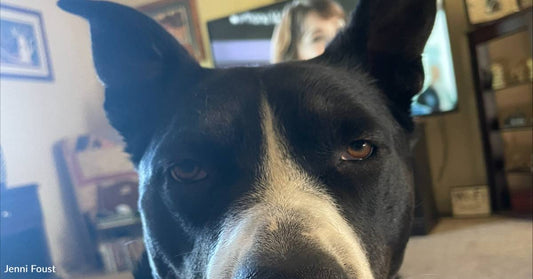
[400,216,533,279]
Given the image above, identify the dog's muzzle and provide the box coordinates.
[205,206,373,279]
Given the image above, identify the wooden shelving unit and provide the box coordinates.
[468,8,533,213]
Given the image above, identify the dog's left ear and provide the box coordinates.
[322,0,436,130]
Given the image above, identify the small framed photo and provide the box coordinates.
[138,0,205,61]
[0,4,53,81]
[465,0,520,24]
[451,185,491,217]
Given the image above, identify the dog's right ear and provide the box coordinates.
[58,0,203,163]
[322,0,435,131]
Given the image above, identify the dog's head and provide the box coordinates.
[59,0,435,278]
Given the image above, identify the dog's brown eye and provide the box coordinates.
[169,159,207,183]
[342,140,374,160]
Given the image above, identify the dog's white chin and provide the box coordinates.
[205,100,375,279]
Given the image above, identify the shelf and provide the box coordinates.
[498,125,533,132]
[469,9,532,212]
[489,80,532,93]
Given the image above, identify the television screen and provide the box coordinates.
[207,1,288,67]
[207,0,458,116]
[411,1,458,115]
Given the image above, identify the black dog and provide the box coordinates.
[59,0,435,278]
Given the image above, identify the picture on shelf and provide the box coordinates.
[0,4,53,80]
[503,111,528,128]
[138,0,205,61]
[451,186,491,217]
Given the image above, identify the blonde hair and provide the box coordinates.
[271,0,345,63]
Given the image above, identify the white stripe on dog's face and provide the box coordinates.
[206,100,374,279]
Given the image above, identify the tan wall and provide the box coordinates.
[0,0,486,274]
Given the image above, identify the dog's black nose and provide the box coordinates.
[234,250,349,279]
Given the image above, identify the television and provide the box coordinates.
[207,1,288,67]
[207,0,458,116]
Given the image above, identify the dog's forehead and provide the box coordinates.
[154,62,395,155]
[261,63,390,119]
[165,67,263,145]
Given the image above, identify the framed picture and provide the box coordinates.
[451,185,491,217]
[465,0,520,24]
[138,0,205,61]
[0,4,53,81]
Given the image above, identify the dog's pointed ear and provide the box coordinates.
[58,0,203,162]
[57,0,201,86]
[322,0,436,130]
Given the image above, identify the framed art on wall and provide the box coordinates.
[138,0,205,61]
[0,4,53,81]
[465,0,520,24]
